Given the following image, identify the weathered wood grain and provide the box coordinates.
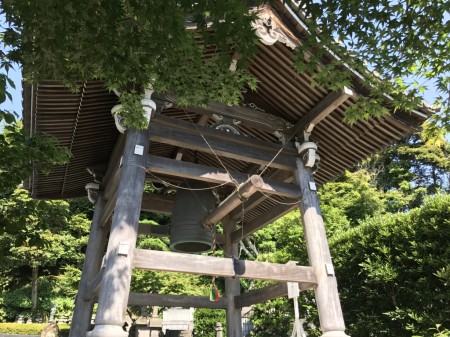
[133,249,317,284]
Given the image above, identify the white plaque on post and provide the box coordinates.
[287,282,300,299]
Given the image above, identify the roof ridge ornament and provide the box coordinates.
[252,12,297,49]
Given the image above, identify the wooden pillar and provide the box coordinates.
[87,128,149,337]
[223,219,242,337]
[69,194,108,337]
[295,157,349,337]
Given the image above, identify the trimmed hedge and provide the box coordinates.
[0,323,70,335]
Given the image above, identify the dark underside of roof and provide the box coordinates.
[22,4,429,231]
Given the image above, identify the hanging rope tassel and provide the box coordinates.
[209,232,220,302]
[210,276,220,302]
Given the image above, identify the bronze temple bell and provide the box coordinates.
[169,183,216,253]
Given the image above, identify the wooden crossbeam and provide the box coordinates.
[150,115,297,171]
[128,292,227,309]
[146,155,301,199]
[234,280,315,308]
[133,249,317,284]
[137,223,170,237]
[138,223,225,244]
[184,102,294,135]
[154,95,294,134]
[231,202,298,243]
[140,192,174,213]
[235,283,288,308]
[137,222,225,244]
[287,87,354,138]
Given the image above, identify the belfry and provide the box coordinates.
[22,2,430,336]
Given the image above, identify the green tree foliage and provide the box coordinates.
[364,133,450,207]
[318,170,386,229]
[331,194,450,337]
[193,308,226,337]
[0,189,90,321]
[0,122,71,195]
[247,154,449,336]
[2,0,449,131]
[1,0,259,119]
[297,0,450,131]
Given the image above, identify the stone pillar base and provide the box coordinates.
[87,325,128,337]
[321,331,350,337]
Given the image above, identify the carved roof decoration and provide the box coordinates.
[252,9,300,49]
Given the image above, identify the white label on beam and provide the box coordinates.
[325,263,335,276]
[118,242,130,256]
[134,145,144,156]
[309,182,317,191]
[287,282,300,299]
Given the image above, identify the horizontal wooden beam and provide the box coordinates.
[154,94,294,134]
[203,175,263,227]
[146,155,301,199]
[138,223,170,237]
[128,292,227,309]
[235,280,315,308]
[137,222,225,244]
[150,115,297,171]
[235,283,288,308]
[140,193,175,213]
[133,249,317,284]
[231,202,298,243]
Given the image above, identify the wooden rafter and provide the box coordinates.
[287,87,355,138]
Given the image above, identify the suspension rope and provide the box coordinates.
[182,109,240,188]
[209,233,220,302]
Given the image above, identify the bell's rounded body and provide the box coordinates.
[170,185,216,253]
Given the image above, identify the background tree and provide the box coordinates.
[0,122,71,195]
[1,0,449,131]
[296,0,450,132]
[331,194,450,337]
[364,132,450,208]
[0,188,90,321]
[246,134,450,336]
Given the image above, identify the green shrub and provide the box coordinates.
[0,323,47,334]
[0,323,70,335]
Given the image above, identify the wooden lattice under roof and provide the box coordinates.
[22,2,430,233]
